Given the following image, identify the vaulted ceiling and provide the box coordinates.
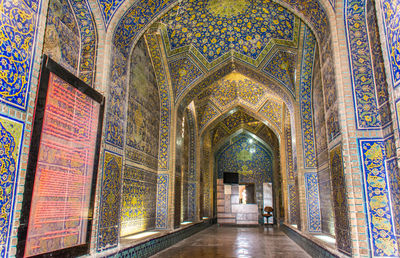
[193,72,285,134]
[160,0,299,67]
[146,0,303,104]
[141,0,313,142]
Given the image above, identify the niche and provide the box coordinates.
[239,183,256,204]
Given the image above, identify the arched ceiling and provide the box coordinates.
[159,0,300,68]
[140,0,303,108]
[212,122,280,157]
[193,72,285,133]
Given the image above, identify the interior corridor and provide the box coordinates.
[3,0,400,257]
[151,226,310,258]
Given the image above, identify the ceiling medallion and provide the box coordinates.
[206,0,250,18]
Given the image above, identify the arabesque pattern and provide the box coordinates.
[359,139,398,257]
[0,115,24,257]
[0,0,39,110]
[300,28,316,168]
[160,0,297,65]
[380,0,400,88]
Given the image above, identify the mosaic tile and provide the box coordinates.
[263,50,296,95]
[70,0,97,86]
[285,128,294,180]
[222,109,258,132]
[114,0,179,57]
[187,109,196,180]
[43,0,80,74]
[300,27,317,168]
[121,166,157,236]
[187,183,196,221]
[97,151,123,252]
[259,99,283,131]
[278,0,328,40]
[197,102,219,131]
[205,73,266,110]
[178,63,234,109]
[304,172,322,232]
[359,139,398,257]
[126,38,160,169]
[105,48,127,148]
[345,0,381,129]
[0,0,39,110]
[288,184,299,225]
[97,0,125,28]
[169,57,203,100]
[216,135,273,184]
[330,145,352,255]
[212,125,229,146]
[0,115,24,258]
[235,64,294,112]
[385,135,400,252]
[146,34,171,170]
[312,49,328,165]
[156,174,169,229]
[380,0,400,88]
[160,0,297,67]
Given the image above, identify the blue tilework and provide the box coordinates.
[187,109,196,221]
[97,151,123,252]
[286,128,294,180]
[146,34,171,171]
[70,0,98,85]
[263,50,296,96]
[359,139,398,257]
[288,183,299,225]
[380,0,400,88]
[300,27,317,169]
[156,174,169,229]
[345,0,382,129]
[0,0,40,110]
[0,115,24,257]
[169,57,203,100]
[97,0,125,28]
[160,0,296,64]
[304,172,322,232]
[216,135,273,184]
[330,145,352,255]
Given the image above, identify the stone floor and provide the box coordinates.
[151,225,311,257]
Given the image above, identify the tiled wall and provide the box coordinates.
[329,145,352,255]
[3,0,400,257]
[121,37,160,236]
[43,0,80,75]
[97,151,123,252]
[304,173,322,233]
[216,135,273,184]
[121,166,157,236]
[312,49,334,236]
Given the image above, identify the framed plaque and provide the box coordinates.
[18,55,105,257]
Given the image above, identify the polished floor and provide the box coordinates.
[151,225,311,258]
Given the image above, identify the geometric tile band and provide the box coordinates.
[146,34,171,171]
[300,27,317,169]
[304,172,322,232]
[156,174,169,229]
